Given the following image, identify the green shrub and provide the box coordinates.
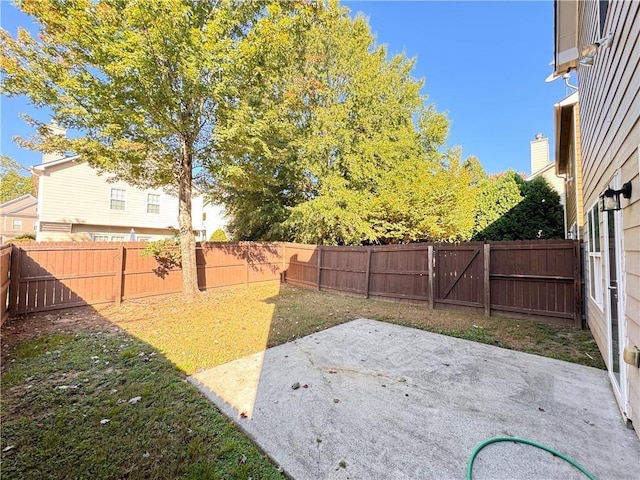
[5,233,36,244]
[209,228,228,242]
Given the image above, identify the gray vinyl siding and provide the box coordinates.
[577,0,640,432]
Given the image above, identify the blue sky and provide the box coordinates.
[1,0,569,175]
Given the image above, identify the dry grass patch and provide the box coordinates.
[98,283,604,374]
[100,284,280,374]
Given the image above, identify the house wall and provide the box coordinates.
[36,160,216,242]
[574,105,584,238]
[577,0,640,431]
[539,167,567,207]
[531,136,550,174]
[0,195,38,243]
[39,225,176,243]
[563,105,585,239]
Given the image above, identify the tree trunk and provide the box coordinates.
[178,139,199,297]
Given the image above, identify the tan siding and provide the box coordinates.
[39,162,180,229]
[574,105,584,231]
[587,297,608,365]
[0,195,38,241]
[565,136,577,227]
[576,0,639,435]
[37,161,210,240]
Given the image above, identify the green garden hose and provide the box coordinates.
[466,437,598,480]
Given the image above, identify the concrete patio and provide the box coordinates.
[189,319,640,479]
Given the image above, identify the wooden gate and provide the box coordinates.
[433,243,485,314]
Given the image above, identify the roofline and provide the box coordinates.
[32,154,81,172]
[0,193,37,209]
[528,162,556,180]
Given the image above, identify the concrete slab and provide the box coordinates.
[189,319,640,480]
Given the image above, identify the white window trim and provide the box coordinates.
[147,193,160,214]
[587,203,603,310]
[110,188,126,211]
[12,219,22,230]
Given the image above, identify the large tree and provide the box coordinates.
[1,155,34,203]
[0,0,304,295]
[212,1,459,245]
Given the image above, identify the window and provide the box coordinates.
[111,236,126,242]
[12,220,22,230]
[587,204,602,306]
[147,194,160,214]
[93,235,109,242]
[137,237,151,243]
[599,1,609,36]
[110,188,126,210]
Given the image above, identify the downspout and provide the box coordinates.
[31,167,44,243]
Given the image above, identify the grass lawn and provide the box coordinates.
[1,282,605,479]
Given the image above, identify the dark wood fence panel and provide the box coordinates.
[369,244,431,303]
[246,243,283,284]
[489,241,581,326]
[4,240,582,328]
[198,243,246,289]
[283,240,582,327]
[123,244,182,300]
[320,246,368,295]
[1,245,11,324]
[9,243,117,315]
[6,242,286,315]
[434,244,484,313]
[284,243,318,289]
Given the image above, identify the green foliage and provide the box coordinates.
[462,155,487,186]
[211,1,458,244]
[209,228,229,242]
[473,174,564,241]
[472,171,523,239]
[1,332,284,479]
[141,237,181,278]
[1,155,34,203]
[5,233,36,244]
[1,0,305,294]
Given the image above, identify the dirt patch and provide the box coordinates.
[1,306,121,372]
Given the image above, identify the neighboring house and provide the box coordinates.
[32,155,224,242]
[554,92,584,239]
[527,132,567,206]
[0,194,37,243]
[553,0,639,437]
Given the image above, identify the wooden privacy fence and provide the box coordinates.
[1,244,11,324]
[6,242,283,317]
[284,240,582,327]
[3,240,582,328]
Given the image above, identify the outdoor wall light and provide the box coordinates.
[600,181,632,212]
[579,33,613,67]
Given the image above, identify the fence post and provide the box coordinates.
[8,246,20,317]
[364,247,372,298]
[427,245,434,309]
[114,245,124,305]
[316,246,322,291]
[483,243,491,317]
[281,243,286,283]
